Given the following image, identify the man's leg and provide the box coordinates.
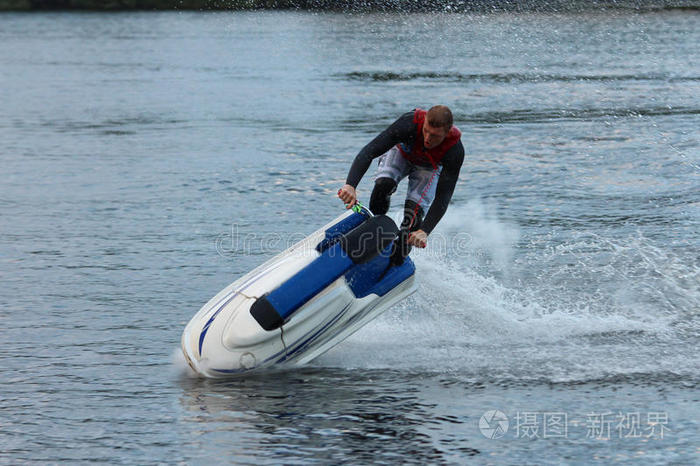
[370,178,396,215]
[390,165,443,265]
[405,164,443,220]
[369,147,411,215]
[400,199,424,232]
[389,200,424,266]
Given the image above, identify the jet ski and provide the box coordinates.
[181,205,417,377]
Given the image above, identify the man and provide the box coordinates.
[338,105,464,253]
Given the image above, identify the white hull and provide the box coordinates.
[181,209,417,378]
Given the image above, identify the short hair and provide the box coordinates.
[426,105,453,130]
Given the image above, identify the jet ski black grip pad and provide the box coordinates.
[339,215,398,264]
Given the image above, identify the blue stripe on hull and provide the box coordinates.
[210,271,414,375]
[210,304,351,374]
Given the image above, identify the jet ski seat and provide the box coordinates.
[251,215,399,330]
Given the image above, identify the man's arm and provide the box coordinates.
[420,140,465,235]
[345,111,415,187]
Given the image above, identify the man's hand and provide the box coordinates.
[407,229,428,248]
[337,184,357,209]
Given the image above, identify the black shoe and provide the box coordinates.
[389,228,412,267]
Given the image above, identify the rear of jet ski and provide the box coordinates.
[181,208,417,377]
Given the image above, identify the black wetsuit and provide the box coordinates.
[345,111,465,234]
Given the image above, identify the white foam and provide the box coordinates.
[429,199,520,272]
[317,200,696,376]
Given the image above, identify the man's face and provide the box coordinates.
[422,120,448,149]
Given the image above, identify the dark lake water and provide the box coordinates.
[1,9,698,464]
